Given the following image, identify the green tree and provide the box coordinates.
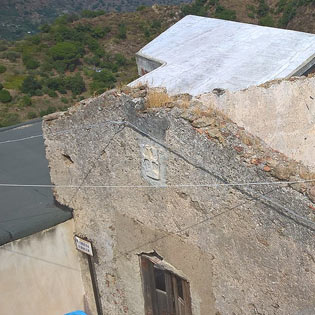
[65,74,86,95]
[90,69,116,92]
[20,76,42,96]
[50,42,83,70]
[0,89,12,103]
[23,55,40,69]
[0,64,6,73]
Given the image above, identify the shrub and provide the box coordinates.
[259,15,275,27]
[0,89,12,103]
[90,69,116,91]
[0,44,7,52]
[81,10,105,18]
[61,97,68,104]
[40,106,57,116]
[279,1,297,27]
[27,111,37,119]
[85,36,100,52]
[23,57,40,70]
[215,6,237,21]
[4,75,26,90]
[91,26,110,38]
[1,51,20,62]
[136,5,146,11]
[144,28,151,39]
[181,0,208,17]
[0,113,20,127]
[114,53,127,66]
[29,35,41,45]
[20,76,42,96]
[117,23,127,40]
[34,89,43,96]
[64,74,86,95]
[151,20,161,30]
[257,0,269,17]
[41,61,53,72]
[0,83,3,90]
[47,90,58,98]
[40,24,51,33]
[0,64,6,73]
[20,95,32,107]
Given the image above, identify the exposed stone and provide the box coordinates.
[43,111,65,121]
[307,185,315,203]
[263,165,271,172]
[192,116,215,128]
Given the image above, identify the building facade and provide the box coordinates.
[43,85,315,314]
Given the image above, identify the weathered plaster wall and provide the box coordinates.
[198,75,315,171]
[136,53,163,76]
[43,89,315,315]
[0,220,85,315]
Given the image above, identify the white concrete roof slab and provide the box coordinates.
[130,15,315,95]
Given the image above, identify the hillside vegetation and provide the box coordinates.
[0,0,191,40]
[0,0,314,127]
[0,7,180,127]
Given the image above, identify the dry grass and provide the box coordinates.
[146,90,172,108]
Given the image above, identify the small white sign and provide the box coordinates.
[74,236,93,256]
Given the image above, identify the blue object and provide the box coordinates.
[65,311,87,315]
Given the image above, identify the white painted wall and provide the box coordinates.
[0,220,85,315]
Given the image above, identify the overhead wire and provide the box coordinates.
[0,116,314,244]
[0,119,125,145]
[116,187,280,258]
[0,247,81,272]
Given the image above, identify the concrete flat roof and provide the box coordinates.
[130,15,315,95]
[0,120,72,245]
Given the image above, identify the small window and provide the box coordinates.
[140,255,192,315]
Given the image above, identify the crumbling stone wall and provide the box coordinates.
[43,87,315,315]
[198,75,315,172]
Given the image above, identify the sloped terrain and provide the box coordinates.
[0,0,190,40]
[0,0,314,127]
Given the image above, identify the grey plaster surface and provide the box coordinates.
[43,90,315,314]
[0,120,72,245]
[130,15,315,95]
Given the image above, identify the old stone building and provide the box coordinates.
[43,78,315,314]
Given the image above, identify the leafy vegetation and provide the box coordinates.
[0,65,6,73]
[0,89,12,103]
[0,6,177,127]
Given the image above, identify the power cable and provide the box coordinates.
[0,247,81,272]
[116,187,280,258]
[0,119,125,145]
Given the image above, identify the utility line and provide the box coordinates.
[0,247,81,272]
[0,119,125,145]
[1,117,314,235]
[116,187,280,258]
